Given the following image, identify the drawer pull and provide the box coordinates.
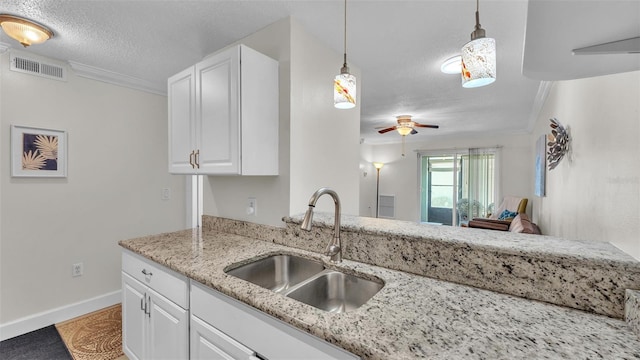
[141,269,153,276]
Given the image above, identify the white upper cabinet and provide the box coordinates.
[168,44,279,175]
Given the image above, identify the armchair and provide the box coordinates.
[468,196,528,231]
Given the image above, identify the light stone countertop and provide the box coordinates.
[119,228,640,360]
[285,213,639,267]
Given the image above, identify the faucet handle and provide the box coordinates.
[325,244,340,256]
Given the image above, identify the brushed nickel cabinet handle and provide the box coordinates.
[195,149,200,169]
[189,150,195,169]
[141,269,152,276]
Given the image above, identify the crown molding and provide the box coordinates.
[68,60,166,96]
[527,80,554,133]
[0,42,10,54]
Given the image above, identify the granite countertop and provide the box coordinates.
[119,228,640,359]
[285,213,640,267]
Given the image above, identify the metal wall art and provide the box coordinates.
[547,118,570,170]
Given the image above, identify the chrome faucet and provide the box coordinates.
[300,187,342,263]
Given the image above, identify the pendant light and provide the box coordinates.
[0,14,53,47]
[461,0,496,88]
[334,0,356,109]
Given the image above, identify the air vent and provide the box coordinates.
[10,53,66,81]
[378,194,396,219]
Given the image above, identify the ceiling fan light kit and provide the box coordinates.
[461,0,496,88]
[0,14,53,47]
[334,0,356,109]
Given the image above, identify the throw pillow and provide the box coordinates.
[509,214,525,233]
[509,213,540,234]
[498,209,518,220]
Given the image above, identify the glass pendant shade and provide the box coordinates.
[334,72,356,109]
[0,15,53,47]
[461,37,496,88]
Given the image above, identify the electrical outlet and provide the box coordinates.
[247,197,257,216]
[161,187,171,200]
[72,262,83,277]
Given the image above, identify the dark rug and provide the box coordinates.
[0,325,72,360]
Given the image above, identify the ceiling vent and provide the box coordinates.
[9,52,66,81]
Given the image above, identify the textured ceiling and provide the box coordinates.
[0,1,637,145]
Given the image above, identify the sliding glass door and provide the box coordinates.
[420,149,498,226]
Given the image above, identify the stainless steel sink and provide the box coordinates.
[226,254,384,313]
[285,270,384,313]
[225,254,324,293]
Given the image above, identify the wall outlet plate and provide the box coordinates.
[247,197,257,216]
[72,262,83,277]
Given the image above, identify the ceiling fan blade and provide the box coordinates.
[411,129,418,135]
[377,126,397,134]
[414,123,439,129]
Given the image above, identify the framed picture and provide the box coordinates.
[534,134,546,197]
[11,125,67,177]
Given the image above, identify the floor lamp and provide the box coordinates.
[373,162,384,217]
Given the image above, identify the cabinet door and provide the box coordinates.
[168,66,197,174]
[196,46,241,174]
[190,315,257,360]
[122,273,147,360]
[147,288,189,360]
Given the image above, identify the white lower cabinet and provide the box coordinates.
[190,281,359,360]
[121,250,359,360]
[122,250,189,360]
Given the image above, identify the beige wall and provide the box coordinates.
[531,71,640,259]
[0,52,186,323]
[360,134,532,222]
[204,18,361,225]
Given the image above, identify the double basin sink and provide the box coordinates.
[225,254,383,313]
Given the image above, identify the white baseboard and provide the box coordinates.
[0,290,121,341]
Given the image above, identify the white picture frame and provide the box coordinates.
[11,125,67,178]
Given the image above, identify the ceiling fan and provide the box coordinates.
[377,115,439,136]
[377,115,439,157]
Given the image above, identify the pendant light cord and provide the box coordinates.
[475,0,481,30]
[343,0,348,67]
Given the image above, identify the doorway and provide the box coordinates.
[419,149,498,226]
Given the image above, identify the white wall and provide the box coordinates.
[0,52,186,324]
[360,134,533,222]
[531,71,640,259]
[289,20,361,216]
[204,18,292,227]
[204,18,361,225]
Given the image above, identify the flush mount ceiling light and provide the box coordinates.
[461,0,496,88]
[440,55,462,74]
[333,0,356,109]
[0,14,53,47]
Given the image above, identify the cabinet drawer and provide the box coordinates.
[122,250,188,309]
[191,281,358,360]
[191,315,259,360]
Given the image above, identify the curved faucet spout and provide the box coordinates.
[300,187,342,263]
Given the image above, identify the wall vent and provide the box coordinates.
[10,53,66,81]
[378,194,396,219]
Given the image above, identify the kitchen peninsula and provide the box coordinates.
[119,215,640,359]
